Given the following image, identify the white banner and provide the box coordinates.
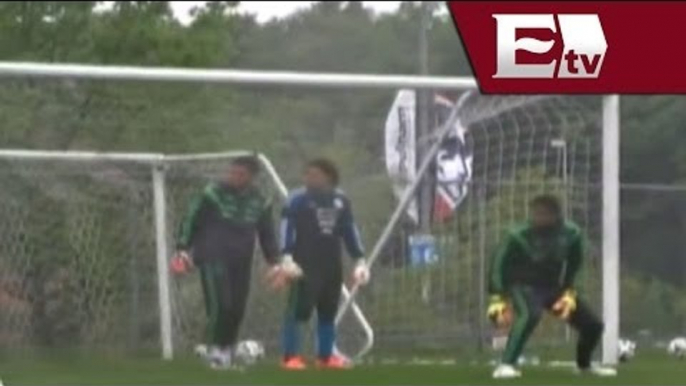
[384,89,418,222]
[385,90,473,223]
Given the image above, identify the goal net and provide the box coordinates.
[0,66,613,362]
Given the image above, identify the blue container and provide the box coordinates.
[408,234,439,267]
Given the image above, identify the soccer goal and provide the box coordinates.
[0,62,619,364]
[0,148,372,360]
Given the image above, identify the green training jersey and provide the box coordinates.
[176,182,278,264]
[489,221,584,294]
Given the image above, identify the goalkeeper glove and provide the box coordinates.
[487,295,509,327]
[267,254,303,290]
[352,258,370,286]
[552,289,577,320]
[280,254,303,278]
[170,250,193,275]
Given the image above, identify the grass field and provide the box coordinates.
[1,352,685,386]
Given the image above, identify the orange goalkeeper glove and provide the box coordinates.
[170,251,193,275]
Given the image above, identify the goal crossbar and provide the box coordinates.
[0,61,477,90]
[0,149,164,163]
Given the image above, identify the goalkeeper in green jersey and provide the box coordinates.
[171,156,285,370]
[488,194,616,379]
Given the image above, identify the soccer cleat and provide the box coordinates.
[492,364,522,379]
[208,348,239,371]
[209,355,230,370]
[281,356,307,371]
[210,360,231,370]
[317,354,353,369]
[194,343,209,359]
[576,365,617,377]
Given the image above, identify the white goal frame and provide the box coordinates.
[0,61,620,364]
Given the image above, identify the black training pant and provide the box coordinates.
[286,267,342,324]
[502,285,604,369]
[199,258,251,348]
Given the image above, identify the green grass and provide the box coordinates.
[1,353,685,385]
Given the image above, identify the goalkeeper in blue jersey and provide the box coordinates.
[277,158,369,370]
[488,194,616,379]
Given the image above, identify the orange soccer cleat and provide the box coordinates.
[281,356,307,371]
[316,354,352,370]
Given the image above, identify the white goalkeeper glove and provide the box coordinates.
[279,254,303,279]
[267,254,303,290]
[352,258,370,286]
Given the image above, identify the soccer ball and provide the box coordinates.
[618,339,636,362]
[235,340,265,365]
[668,337,686,358]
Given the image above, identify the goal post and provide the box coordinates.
[602,95,621,365]
[0,62,620,364]
[151,160,172,360]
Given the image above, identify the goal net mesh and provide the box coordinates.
[0,158,157,351]
[0,77,603,359]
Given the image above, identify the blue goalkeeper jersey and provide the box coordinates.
[280,187,364,271]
